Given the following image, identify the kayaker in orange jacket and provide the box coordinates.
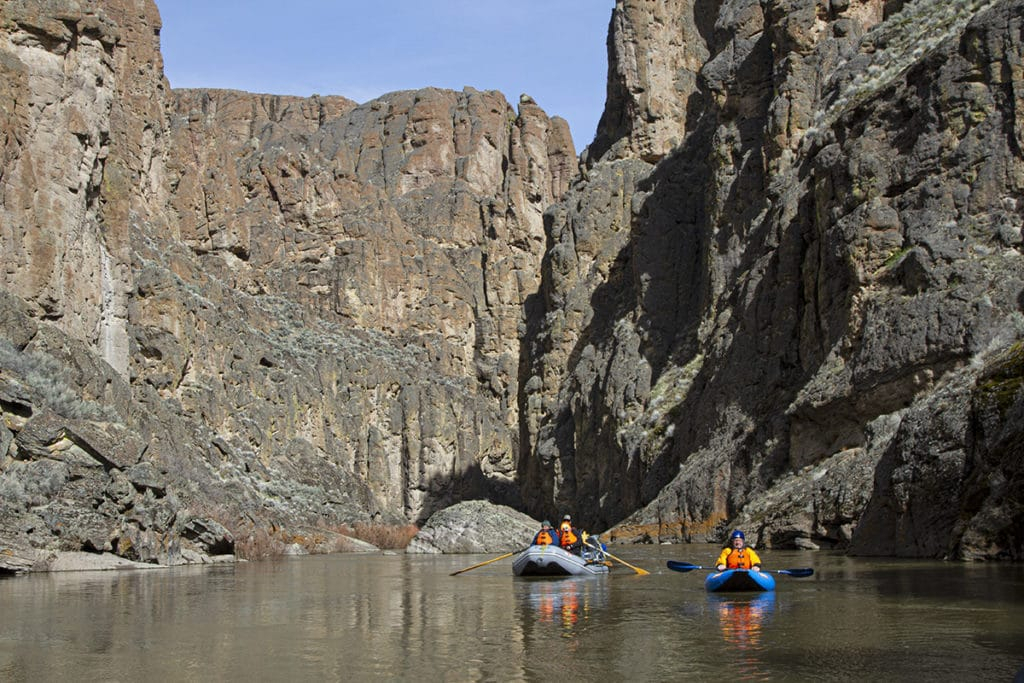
[716,529,763,571]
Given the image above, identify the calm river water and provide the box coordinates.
[2,544,1022,681]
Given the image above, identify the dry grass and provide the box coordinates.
[0,339,121,422]
[232,523,372,560]
[343,522,420,550]
[234,522,419,558]
[181,502,420,560]
[234,527,287,560]
[815,0,998,132]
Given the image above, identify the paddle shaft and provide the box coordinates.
[450,546,528,576]
[666,561,813,577]
[587,540,650,576]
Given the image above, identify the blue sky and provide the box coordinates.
[158,1,615,152]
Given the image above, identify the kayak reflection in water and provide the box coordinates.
[713,593,775,650]
[713,592,776,678]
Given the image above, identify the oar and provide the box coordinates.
[768,567,814,577]
[666,561,813,577]
[586,540,650,576]
[450,546,528,576]
[666,561,706,572]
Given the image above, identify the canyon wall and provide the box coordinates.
[522,0,1023,559]
[1,0,1021,571]
[0,0,574,570]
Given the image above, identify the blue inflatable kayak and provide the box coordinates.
[704,568,776,592]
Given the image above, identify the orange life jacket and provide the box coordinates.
[559,523,578,548]
[534,530,556,545]
[725,548,754,569]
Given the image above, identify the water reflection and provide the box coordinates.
[2,548,1022,681]
[709,592,775,680]
[519,577,610,634]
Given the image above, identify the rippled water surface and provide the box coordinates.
[2,545,1022,681]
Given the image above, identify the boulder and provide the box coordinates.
[406,500,539,554]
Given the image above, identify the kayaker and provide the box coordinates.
[715,529,762,571]
[532,520,561,546]
[558,514,583,554]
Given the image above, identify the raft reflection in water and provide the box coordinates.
[710,592,775,652]
[521,576,610,630]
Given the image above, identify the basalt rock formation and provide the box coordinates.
[1,0,1021,573]
[523,0,1023,560]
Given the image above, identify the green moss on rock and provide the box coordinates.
[974,342,1024,416]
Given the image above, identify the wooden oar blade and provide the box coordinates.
[666,561,702,573]
[449,562,487,576]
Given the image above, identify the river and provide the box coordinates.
[2,544,1022,681]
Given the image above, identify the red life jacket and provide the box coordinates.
[725,548,753,569]
[535,530,556,545]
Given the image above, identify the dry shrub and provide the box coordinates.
[178,502,417,559]
[346,522,419,549]
[232,523,364,558]
[181,503,284,560]
[282,529,357,554]
[235,527,286,560]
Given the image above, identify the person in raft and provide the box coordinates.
[715,529,762,571]
[532,520,561,546]
[558,514,583,554]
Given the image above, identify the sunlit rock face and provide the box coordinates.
[144,85,574,525]
[521,0,1023,560]
[1,0,575,571]
[0,0,157,377]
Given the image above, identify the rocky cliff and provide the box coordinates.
[1,0,573,571]
[523,0,1023,560]
[1,0,1021,572]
